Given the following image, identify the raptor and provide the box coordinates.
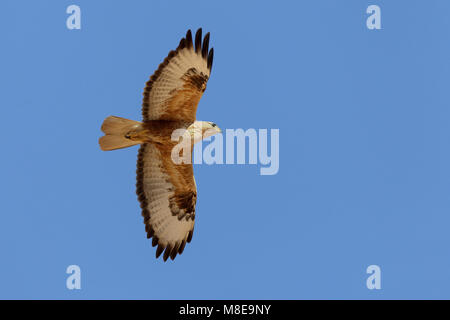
[99,28,220,261]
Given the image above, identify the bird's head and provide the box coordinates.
[203,121,222,137]
[188,121,222,143]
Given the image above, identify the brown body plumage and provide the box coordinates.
[126,120,192,145]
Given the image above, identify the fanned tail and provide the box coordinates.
[99,116,143,151]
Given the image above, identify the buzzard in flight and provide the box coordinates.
[99,29,221,261]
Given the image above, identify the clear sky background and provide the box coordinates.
[1,0,449,299]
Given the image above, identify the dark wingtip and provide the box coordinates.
[207,48,214,70]
[170,243,180,260]
[178,37,186,50]
[178,241,186,254]
[147,226,155,238]
[187,229,194,243]
[152,236,158,247]
[163,245,172,262]
[195,28,202,53]
[186,29,193,49]
[156,244,164,258]
[202,32,210,59]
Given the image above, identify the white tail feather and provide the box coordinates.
[99,116,143,151]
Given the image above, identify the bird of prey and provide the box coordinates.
[99,29,221,261]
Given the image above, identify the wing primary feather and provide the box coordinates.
[178,241,186,254]
[178,38,186,50]
[163,244,172,261]
[156,244,165,258]
[207,48,214,70]
[187,229,194,243]
[167,50,176,59]
[186,29,193,49]
[195,28,202,53]
[202,32,210,59]
[147,226,154,238]
[170,242,180,260]
[152,236,159,247]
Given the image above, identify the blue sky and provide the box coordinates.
[1,0,449,299]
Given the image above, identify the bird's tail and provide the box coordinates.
[99,116,144,151]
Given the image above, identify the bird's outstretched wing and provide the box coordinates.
[142,28,214,122]
[136,143,197,261]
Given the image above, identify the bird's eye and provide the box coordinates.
[211,123,216,127]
